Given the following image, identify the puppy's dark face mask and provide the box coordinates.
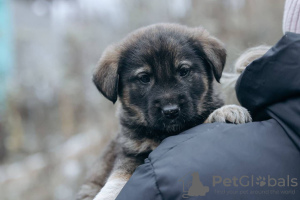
[93,24,226,137]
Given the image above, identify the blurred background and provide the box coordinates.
[0,0,284,199]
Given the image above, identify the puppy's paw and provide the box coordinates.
[205,105,252,124]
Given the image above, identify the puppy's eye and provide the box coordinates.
[178,66,190,77]
[138,73,151,84]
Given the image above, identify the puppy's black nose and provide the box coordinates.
[162,105,179,119]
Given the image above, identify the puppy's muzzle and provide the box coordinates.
[152,93,187,120]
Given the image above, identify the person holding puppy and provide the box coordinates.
[115,2,300,199]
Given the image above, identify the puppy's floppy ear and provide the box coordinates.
[192,28,227,82]
[93,45,120,104]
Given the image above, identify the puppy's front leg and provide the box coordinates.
[77,140,117,200]
[93,171,129,200]
[93,154,142,200]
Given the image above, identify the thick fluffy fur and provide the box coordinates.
[77,24,251,200]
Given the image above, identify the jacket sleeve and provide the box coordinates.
[116,158,163,200]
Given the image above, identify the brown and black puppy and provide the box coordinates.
[77,23,251,200]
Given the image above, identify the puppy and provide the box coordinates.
[77,23,251,200]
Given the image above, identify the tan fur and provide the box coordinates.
[134,66,152,75]
[196,81,209,115]
[118,134,159,155]
[119,88,147,126]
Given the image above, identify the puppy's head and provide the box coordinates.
[93,24,226,136]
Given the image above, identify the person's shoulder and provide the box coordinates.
[117,119,300,200]
[149,120,279,162]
